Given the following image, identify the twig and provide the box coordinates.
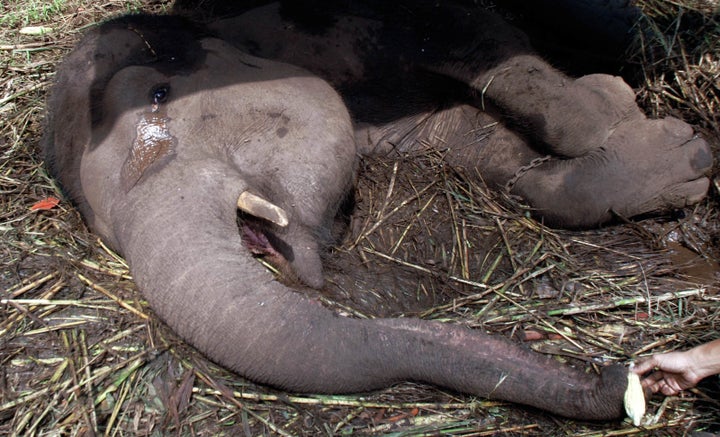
[0,81,49,107]
[487,289,705,323]
[4,271,58,297]
[351,181,435,248]
[632,334,679,356]
[77,273,148,319]
[573,416,700,436]
[191,387,493,410]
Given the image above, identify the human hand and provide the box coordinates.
[632,350,704,396]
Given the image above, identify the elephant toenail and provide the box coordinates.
[690,143,713,172]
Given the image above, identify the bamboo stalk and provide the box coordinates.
[488,289,705,323]
[191,387,494,410]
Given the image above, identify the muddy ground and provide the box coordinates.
[1,0,719,435]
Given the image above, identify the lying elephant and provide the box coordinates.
[43,1,711,422]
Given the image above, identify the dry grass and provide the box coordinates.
[1,0,718,435]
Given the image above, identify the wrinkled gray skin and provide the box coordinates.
[44,3,711,421]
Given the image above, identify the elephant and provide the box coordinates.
[43,1,711,421]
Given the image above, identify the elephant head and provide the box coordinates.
[44,14,641,421]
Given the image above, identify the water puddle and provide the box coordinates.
[666,241,720,285]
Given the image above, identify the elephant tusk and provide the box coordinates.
[237,191,289,227]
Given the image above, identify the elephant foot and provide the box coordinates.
[513,116,712,228]
[545,74,645,157]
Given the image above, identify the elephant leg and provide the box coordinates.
[388,103,711,228]
[418,7,703,157]
[510,118,712,227]
[410,7,711,225]
[469,71,712,225]
[434,107,543,189]
[373,104,541,190]
[416,6,631,157]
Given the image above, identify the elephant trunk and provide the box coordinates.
[374,318,627,420]
[112,159,627,420]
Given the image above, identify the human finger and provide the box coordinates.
[659,380,682,396]
[640,371,664,393]
[632,357,659,375]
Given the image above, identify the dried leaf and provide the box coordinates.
[30,197,60,211]
[521,329,546,341]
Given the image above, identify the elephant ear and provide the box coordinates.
[43,25,151,208]
[43,15,207,207]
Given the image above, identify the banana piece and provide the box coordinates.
[624,369,646,426]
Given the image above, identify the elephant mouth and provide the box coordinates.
[239,214,298,283]
[236,190,299,279]
[240,220,283,258]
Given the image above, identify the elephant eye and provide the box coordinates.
[151,85,169,104]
